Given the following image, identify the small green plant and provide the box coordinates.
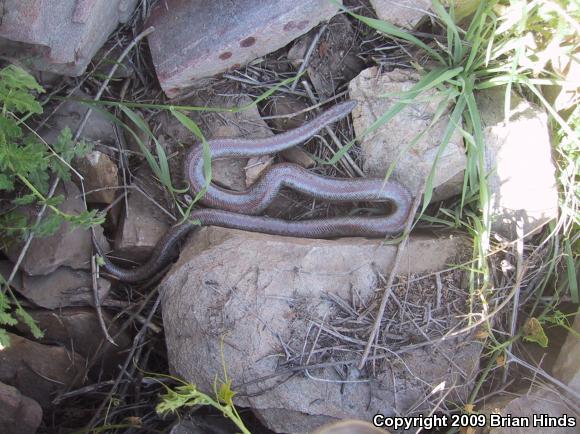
[0,64,105,346]
[154,376,251,434]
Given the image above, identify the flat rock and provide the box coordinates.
[476,87,558,240]
[166,95,274,192]
[369,0,431,29]
[553,312,580,395]
[314,420,387,434]
[161,227,481,433]
[75,150,119,204]
[0,381,42,434]
[287,14,365,99]
[478,388,578,434]
[114,165,172,262]
[15,308,131,376]
[40,91,117,145]
[0,333,86,408]
[0,0,138,75]
[147,0,342,97]
[4,182,109,276]
[262,97,315,167]
[349,67,467,201]
[20,267,110,309]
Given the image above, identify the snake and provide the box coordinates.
[98,100,413,282]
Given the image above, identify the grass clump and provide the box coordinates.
[334,0,578,409]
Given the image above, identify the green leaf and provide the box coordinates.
[523,317,548,348]
[0,65,44,93]
[15,306,44,339]
[32,212,63,237]
[564,239,578,303]
[13,193,37,205]
[0,328,11,348]
[0,173,14,191]
[170,110,212,205]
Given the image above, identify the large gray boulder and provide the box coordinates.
[161,227,482,433]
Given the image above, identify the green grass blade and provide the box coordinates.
[332,0,447,65]
[564,239,578,303]
[431,0,463,64]
[170,110,212,206]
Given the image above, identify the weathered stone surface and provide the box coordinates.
[245,155,274,187]
[287,14,365,99]
[0,333,86,407]
[15,308,131,375]
[40,91,117,145]
[4,182,109,276]
[369,0,431,29]
[0,261,22,291]
[553,312,580,395]
[314,420,388,434]
[476,87,558,240]
[19,267,110,309]
[114,166,172,262]
[162,227,480,433]
[349,67,467,201]
[0,0,138,75]
[0,381,42,434]
[264,96,310,132]
[166,95,274,192]
[147,0,342,97]
[478,388,578,434]
[76,150,119,204]
[281,146,316,168]
[263,97,315,168]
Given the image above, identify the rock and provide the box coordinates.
[114,165,172,262]
[170,416,241,434]
[161,227,480,433]
[0,261,22,291]
[0,0,138,75]
[281,146,316,168]
[287,14,365,99]
[262,97,315,167]
[314,420,388,434]
[263,97,310,132]
[476,87,558,240]
[477,388,578,434]
[0,333,86,407]
[0,382,43,434]
[4,182,109,276]
[39,91,117,145]
[553,312,580,395]
[20,267,110,309]
[369,0,431,29]
[93,43,136,80]
[245,155,274,187]
[147,0,342,97]
[75,150,119,204]
[15,308,131,375]
[122,110,151,154]
[166,95,274,192]
[349,67,467,201]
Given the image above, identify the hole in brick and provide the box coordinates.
[240,36,256,48]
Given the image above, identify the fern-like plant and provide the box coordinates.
[0,64,105,347]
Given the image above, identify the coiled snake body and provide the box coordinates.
[99,101,412,282]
